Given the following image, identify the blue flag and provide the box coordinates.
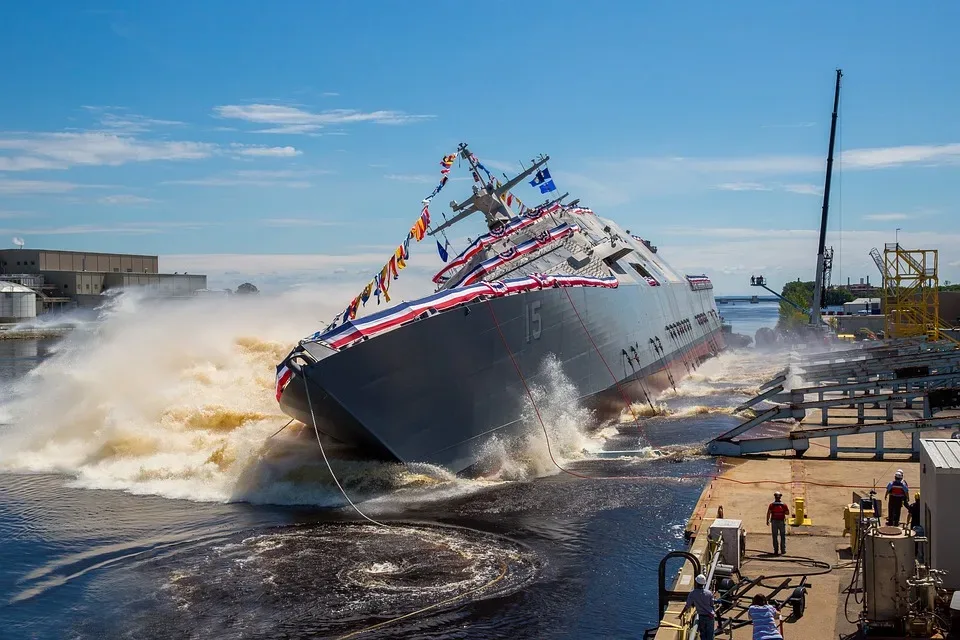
[539,179,557,194]
[437,239,449,262]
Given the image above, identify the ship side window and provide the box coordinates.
[606,260,627,275]
[629,262,652,278]
[602,247,634,276]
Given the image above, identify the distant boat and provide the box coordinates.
[275,143,727,474]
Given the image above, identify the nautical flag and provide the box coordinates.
[539,179,557,194]
[437,239,449,262]
[388,256,399,280]
[529,168,552,186]
[395,245,407,270]
[275,363,292,402]
[360,281,374,305]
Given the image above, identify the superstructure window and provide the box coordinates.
[606,260,627,275]
[630,262,652,278]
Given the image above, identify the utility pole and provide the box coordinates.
[811,68,842,326]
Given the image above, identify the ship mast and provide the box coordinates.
[429,143,550,235]
[810,68,842,326]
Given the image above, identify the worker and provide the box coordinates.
[907,492,921,529]
[681,573,717,640]
[748,593,783,640]
[766,491,790,555]
[885,469,909,526]
[907,492,925,563]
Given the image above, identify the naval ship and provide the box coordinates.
[275,143,725,474]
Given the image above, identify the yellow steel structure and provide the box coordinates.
[883,243,940,340]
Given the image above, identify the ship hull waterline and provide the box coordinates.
[278,282,725,475]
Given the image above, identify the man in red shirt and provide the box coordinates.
[766,491,791,555]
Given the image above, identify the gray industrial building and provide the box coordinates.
[0,248,207,314]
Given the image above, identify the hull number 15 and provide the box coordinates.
[525,301,542,342]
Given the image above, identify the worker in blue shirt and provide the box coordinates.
[681,574,718,640]
[885,469,909,526]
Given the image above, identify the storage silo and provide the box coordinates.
[0,282,37,323]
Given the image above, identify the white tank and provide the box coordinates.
[0,282,37,322]
[865,525,916,622]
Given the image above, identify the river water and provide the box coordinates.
[0,293,781,639]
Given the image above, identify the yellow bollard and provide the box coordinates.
[789,497,813,526]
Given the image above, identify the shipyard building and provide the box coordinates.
[0,249,206,318]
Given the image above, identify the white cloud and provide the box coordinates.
[715,182,772,192]
[260,218,344,227]
[0,156,65,171]
[164,176,312,188]
[230,144,302,158]
[0,221,212,236]
[384,173,436,184]
[82,106,184,133]
[0,179,83,194]
[713,182,822,195]
[0,132,215,169]
[862,213,910,221]
[98,194,154,205]
[782,183,823,196]
[213,104,434,134]
[843,143,960,169]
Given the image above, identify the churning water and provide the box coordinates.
[0,294,783,639]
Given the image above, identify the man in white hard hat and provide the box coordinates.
[885,469,909,526]
[681,573,718,640]
[766,491,790,555]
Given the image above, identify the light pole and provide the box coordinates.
[896,227,901,246]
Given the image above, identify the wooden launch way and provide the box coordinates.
[707,341,960,459]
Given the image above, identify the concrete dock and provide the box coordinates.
[654,409,959,640]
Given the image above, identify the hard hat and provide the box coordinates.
[895,469,904,478]
[773,491,783,497]
[695,574,707,586]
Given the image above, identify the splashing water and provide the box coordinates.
[0,287,471,505]
[478,355,600,481]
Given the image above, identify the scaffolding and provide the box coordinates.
[883,244,940,341]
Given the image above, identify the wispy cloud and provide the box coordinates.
[213,104,434,134]
[862,212,910,221]
[566,142,960,205]
[0,132,215,170]
[714,181,822,195]
[714,182,772,192]
[1,221,212,236]
[782,183,823,196]
[164,176,312,188]
[0,179,85,194]
[260,218,345,228]
[384,173,436,184]
[82,106,184,133]
[843,143,960,169]
[229,143,302,158]
[98,194,154,205]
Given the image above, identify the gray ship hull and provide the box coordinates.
[279,280,724,473]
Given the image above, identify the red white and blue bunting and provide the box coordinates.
[309,273,619,351]
[431,202,563,283]
[454,222,580,287]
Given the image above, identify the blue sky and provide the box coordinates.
[1,1,958,295]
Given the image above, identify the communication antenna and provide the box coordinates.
[11,237,24,249]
